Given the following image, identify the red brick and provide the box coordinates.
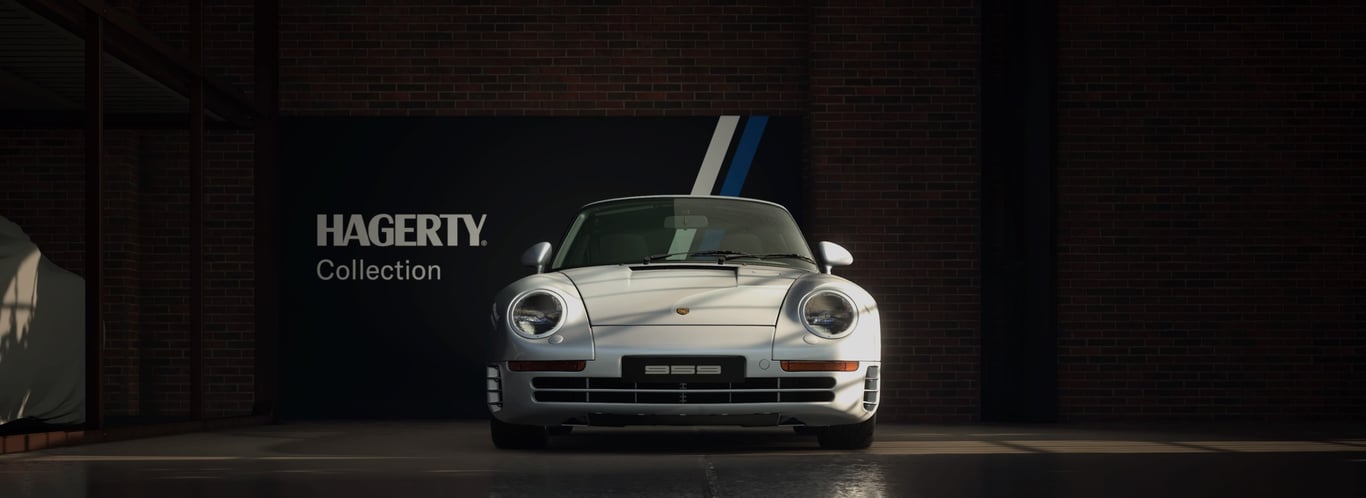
[26,432,47,451]
[3,435,25,454]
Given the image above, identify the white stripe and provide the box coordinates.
[691,116,739,195]
[669,116,739,258]
[664,228,697,257]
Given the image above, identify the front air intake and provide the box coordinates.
[530,377,837,404]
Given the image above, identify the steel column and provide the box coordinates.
[980,0,1059,422]
[254,0,280,421]
[83,6,104,431]
[189,0,206,422]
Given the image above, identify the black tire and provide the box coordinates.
[490,417,548,450]
[547,425,574,436]
[816,415,875,450]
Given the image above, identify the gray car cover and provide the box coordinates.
[0,216,85,427]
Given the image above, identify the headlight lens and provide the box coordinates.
[509,291,565,337]
[801,290,857,338]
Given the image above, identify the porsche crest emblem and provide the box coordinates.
[675,307,690,315]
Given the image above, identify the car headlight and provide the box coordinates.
[800,290,857,338]
[509,290,565,337]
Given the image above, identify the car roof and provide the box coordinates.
[580,195,792,213]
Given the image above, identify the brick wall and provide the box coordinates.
[16,1,1358,425]
[134,0,255,98]
[13,0,982,423]
[136,2,259,418]
[808,3,981,422]
[103,132,142,417]
[0,2,262,421]
[137,131,189,416]
[203,130,256,417]
[1057,2,1366,420]
[0,131,86,271]
[275,2,808,115]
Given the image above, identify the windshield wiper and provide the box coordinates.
[719,253,818,265]
[642,250,751,264]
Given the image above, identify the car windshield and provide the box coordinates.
[551,197,818,272]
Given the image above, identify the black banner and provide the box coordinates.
[279,116,801,418]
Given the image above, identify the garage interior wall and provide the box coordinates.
[0,1,1361,425]
[1056,1,1366,420]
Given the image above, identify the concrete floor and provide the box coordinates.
[1,421,1363,497]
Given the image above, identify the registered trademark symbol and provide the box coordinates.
[480,240,488,246]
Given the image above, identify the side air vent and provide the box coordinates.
[486,364,503,412]
[862,365,880,412]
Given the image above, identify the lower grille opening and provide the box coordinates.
[589,392,634,403]
[535,391,585,403]
[531,377,838,404]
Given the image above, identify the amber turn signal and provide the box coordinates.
[508,360,587,372]
[780,360,859,372]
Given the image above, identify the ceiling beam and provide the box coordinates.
[15,0,256,126]
[0,110,239,129]
[0,66,81,110]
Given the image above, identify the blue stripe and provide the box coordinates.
[701,116,767,250]
[717,116,768,196]
[698,227,725,250]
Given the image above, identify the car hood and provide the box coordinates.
[559,264,806,326]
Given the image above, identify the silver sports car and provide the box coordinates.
[486,195,881,449]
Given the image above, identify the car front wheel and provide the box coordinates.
[490,417,548,449]
[816,415,875,449]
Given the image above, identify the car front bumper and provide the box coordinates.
[486,358,881,428]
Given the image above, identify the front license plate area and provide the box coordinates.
[622,356,745,383]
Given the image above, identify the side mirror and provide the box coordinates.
[521,242,552,274]
[817,241,853,274]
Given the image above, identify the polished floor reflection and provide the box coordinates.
[1,421,1363,497]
